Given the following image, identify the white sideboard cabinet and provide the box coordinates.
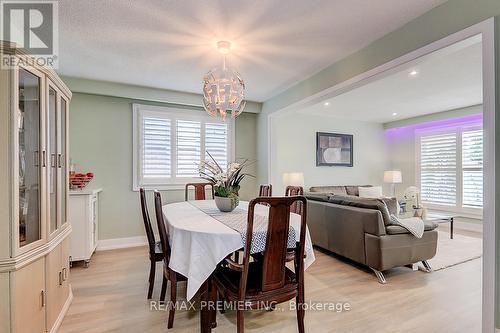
[69,189,101,267]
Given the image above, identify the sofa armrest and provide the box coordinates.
[307,201,386,265]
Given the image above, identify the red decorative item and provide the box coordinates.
[69,172,94,190]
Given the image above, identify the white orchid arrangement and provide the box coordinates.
[198,151,254,198]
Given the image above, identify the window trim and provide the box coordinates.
[132,103,235,191]
[415,122,483,217]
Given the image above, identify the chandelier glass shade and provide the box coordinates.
[202,41,246,120]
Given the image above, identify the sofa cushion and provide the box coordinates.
[309,186,347,195]
[386,220,439,235]
[358,186,383,198]
[304,192,330,202]
[345,185,372,196]
[328,195,392,226]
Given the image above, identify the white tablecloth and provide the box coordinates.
[163,200,316,300]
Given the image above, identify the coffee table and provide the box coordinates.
[425,212,455,239]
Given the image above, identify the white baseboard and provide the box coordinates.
[97,236,148,251]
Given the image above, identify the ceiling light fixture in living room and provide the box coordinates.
[202,40,246,120]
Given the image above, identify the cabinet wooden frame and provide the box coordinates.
[46,79,70,241]
[12,64,48,257]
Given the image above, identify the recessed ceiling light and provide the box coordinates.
[409,69,419,76]
[324,102,330,106]
[392,112,398,116]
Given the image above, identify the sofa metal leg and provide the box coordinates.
[421,260,433,273]
[370,268,386,284]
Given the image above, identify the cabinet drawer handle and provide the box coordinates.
[34,151,39,167]
[62,267,68,281]
[42,151,46,167]
[57,153,63,168]
[59,271,63,285]
[41,290,46,307]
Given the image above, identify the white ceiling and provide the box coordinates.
[298,37,483,123]
[58,0,446,102]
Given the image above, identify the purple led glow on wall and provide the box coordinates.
[385,113,483,139]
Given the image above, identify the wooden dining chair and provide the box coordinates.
[139,188,164,299]
[185,182,215,201]
[211,196,308,333]
[259,184,273,197]
[154,190,187,329]
[285,185,304,215]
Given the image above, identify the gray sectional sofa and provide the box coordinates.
[305,185,438,283]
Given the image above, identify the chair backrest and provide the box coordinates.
[154,190,171,265]
[259,184,273,197]
[185,182,214,201]
[139,188,156,256]
[240,196,308,295]
[285,186,304,215]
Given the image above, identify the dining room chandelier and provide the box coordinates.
[202,40,246,120]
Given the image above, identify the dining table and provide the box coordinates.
[162,199,316,332]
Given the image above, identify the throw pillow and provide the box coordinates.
[358,186,383,198]
[380,197,399,217]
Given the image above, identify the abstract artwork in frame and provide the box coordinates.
[316,132,353,167]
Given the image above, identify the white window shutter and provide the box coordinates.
[176,120,201,177]
[462,129,483,207]
[205,123,228,171]
[142,117,171,179]
[420,133,457,205]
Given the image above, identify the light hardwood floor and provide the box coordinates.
[60,230,482,333]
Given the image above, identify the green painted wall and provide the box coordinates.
[69,92,257,240]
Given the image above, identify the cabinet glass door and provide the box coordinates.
[59,97,68,225]
[48,87,57,234]
[18,68,42,247]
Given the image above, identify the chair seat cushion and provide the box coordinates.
[214,262,298,304]
[386,220,439,235]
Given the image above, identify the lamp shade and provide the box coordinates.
[384,170,402,184]
[282,172,305,187]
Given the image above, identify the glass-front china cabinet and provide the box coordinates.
[0,42,72,333]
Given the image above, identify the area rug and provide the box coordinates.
[423,230,482,271]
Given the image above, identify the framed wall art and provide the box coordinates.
[316,132,353,167]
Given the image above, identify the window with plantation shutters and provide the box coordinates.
[462,129,483,207]
[419,133,457,205]
[133,104,234,189]
[416,123,483,214]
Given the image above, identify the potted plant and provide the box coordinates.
[198,152,253,212]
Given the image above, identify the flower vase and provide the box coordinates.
[214,195,239,212]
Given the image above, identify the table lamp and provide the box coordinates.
[282,172,304,190]
[384,170,402,197]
